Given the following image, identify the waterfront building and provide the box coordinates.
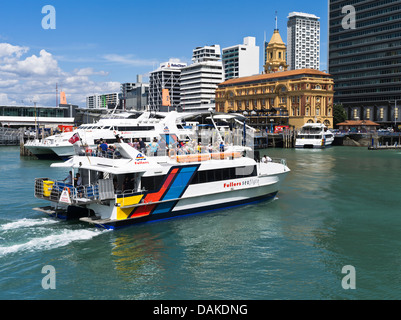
[217,29,334,130]
[180,45,223,112]
[329,0,401,128]
[222,37,260,81]
[216,68,334,129]
[86,93,119,109]
[336,120,380,133]
[0,104,76,128]
[149,60,187,111]
[287,12,320,70]
[121,75,149,111]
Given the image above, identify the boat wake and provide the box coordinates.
[0,218,58,231]
[0,227,105,257]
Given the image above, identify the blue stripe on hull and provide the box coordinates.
[96,192,278,230]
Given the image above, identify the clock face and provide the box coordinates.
[279,65,283,71]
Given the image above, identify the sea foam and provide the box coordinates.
[0,229,104,257]
[0,218,58,231]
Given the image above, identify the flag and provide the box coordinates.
[162,89,171,107]
[68,133,80,144]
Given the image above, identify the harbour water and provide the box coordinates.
[0,146,400,300]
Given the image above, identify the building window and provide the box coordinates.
[306,107,310,116]
[380,108,384,119]
[366,109,371,119]
[316,108,320,116]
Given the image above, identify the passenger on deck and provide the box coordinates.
[63,171,73,185]
[74,173,83,197]
[219,141,225,152]
[261,155,272,163]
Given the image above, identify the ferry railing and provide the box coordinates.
[34,178,102,204]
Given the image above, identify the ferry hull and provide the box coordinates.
[86,191,278,230]
[24,145,61,160]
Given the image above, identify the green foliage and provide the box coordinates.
[333,104,347,127]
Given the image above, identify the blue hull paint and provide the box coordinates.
[96,192,278,230]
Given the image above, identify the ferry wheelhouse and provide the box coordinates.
[295,123,334,149]
[34,125,290,230]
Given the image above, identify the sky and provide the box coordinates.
[0,0,328,107]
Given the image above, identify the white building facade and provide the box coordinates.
[86,93,119,109]
[287,12,320,70]
[180,45,223,112]
[222,37,260,81]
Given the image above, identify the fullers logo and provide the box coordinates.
[135,153,149,165]
[136,154,146,161]
[224,182,242,188]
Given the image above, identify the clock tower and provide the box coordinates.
[264,29,288,74]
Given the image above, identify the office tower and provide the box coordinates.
[222,37,260,80]
[329,0,401,127]
[149,60,187,111]
[287,12,320,70]
[180,45,223,112]
[86,93,119,109]
[121,75,149,111]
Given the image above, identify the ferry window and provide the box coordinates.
[141,175,165,192]
[199,171,208,184]
[214,169,223,181]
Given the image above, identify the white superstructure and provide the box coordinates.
[222,37,260,81]
[287,12,320,70]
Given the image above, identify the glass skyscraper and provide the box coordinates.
[329,0,401,127]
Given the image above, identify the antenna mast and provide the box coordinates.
[275,11,278,30]
[56,83,58,107]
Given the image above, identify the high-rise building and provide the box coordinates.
[329,0,401,127]
[180,45,223,112]
[222,37,260,81]
[121,75,149,111]
[149,60,187,111]
[287,12,320,70]
[86,93,119,109]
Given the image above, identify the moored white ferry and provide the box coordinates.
[295,123,334,149]
[33,127,290,230]
[25,111,193,160]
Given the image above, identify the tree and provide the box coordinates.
[333,104,347,127]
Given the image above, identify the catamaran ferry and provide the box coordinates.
[295,123,334,149]
[34,126,290,230]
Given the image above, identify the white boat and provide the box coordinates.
[33,119,290,230]
[295,123,334,149]
[25,111,194,160]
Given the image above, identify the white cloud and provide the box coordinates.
[0,43,120,107]
[0,43,28,59]
[103,53,158,67]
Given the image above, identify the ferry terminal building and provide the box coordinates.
[215,29,334,130]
